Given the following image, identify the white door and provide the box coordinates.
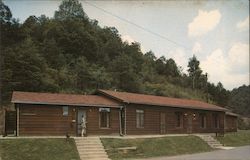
[77,109,86,135]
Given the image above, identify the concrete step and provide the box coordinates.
[77,143,103,146]
[75,142,103,146]
[77,146,104,149]
[196,134,223,149]
[80,158,110,160]
[77,148,106,151]
[75,137,110,160]
[79,151,107,154]
[80,151,107,155]
[79,153,109,158]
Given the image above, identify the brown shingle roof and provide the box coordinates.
[98,90,227,111]
[12,91,121,107]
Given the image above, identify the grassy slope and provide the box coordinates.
[101,136,212,160]
[0,138,80,160]
[216,130,250,147]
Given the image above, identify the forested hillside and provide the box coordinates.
[0,0,248,117]
[227,85,250,117]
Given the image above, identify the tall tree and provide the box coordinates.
[1,38,47,102]
[187,55,202,89]
[54,0,88,21]
[0,1,12,23]
[165,58,180,77]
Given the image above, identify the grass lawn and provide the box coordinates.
[101,135,212,160]
[0,138,80,160]
[216,130,250,147]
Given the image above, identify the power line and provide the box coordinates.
[82,0,192,51]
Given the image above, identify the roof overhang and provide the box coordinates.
[125,101,227,112]
[12,100,122,108]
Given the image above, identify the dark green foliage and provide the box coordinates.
[0,0,246,117]
[0,1,12,23]
[227,85,250,116]
[237,118,250,130]
[54,0,88,21]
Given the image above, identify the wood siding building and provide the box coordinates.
[10,90,237,136]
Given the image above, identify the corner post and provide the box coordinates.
[16,105,19,136]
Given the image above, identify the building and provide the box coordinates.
[10,90,237,136]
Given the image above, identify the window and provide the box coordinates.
[200,113,206,128]
[213,114,219,128]
[175,112,183,128]
[63,106,68,116]
[136,110,144,128]
[99,108,110,128]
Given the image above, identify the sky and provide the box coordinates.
[4,0,249,90]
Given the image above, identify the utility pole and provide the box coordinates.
[205,73,208,102]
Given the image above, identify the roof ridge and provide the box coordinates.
[98,89,226,111]
[99,89,212,104]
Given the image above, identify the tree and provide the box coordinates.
[165,58,180,77]
[110,54,141,92]
[1,38,47,102]
[54,0,88,21]
[155,56,166,75]
[0,1,12,23]
[187,55,202,89]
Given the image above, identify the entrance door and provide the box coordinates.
[5,111,16,135]
[77,109,86,135]
[187,115,192,134]
[160,112,166,134]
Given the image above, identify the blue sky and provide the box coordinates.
[5,0,249,90]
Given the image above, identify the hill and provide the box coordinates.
[0,0,235,110]
[227,85,250,117]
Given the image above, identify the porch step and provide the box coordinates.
[196,134,223,149]
[74,137,110,160]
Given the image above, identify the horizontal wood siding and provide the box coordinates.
[86,107,120,135]
[18,104,76,136]
[125,104,225,135]
[225,115,237,132]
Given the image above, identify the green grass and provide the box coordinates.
[101,136,212,160]
[216,130,250,147]
[0,138,80,160]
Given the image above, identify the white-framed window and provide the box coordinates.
[136,109,144,128]
[63,106,69,116]
[99,108,110,128]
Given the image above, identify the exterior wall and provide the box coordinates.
[125,104,225,135]
[16,102,227,136]
[18,104,77,136]
[17,104,120,136]
[225,115,237,132]
[86,107,120,135]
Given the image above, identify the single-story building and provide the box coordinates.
[10,90,237,136]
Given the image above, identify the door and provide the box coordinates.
[187,114,193,134]
[5,111,17,135]
[77,109,86,135]
[160,112,166,134]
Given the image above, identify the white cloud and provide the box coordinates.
[200,42,249,90]
[121,35,135,44]
[188,9,221,37]
[192,42,202,54]
[228,42,249,73]
[236,16,249,31]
